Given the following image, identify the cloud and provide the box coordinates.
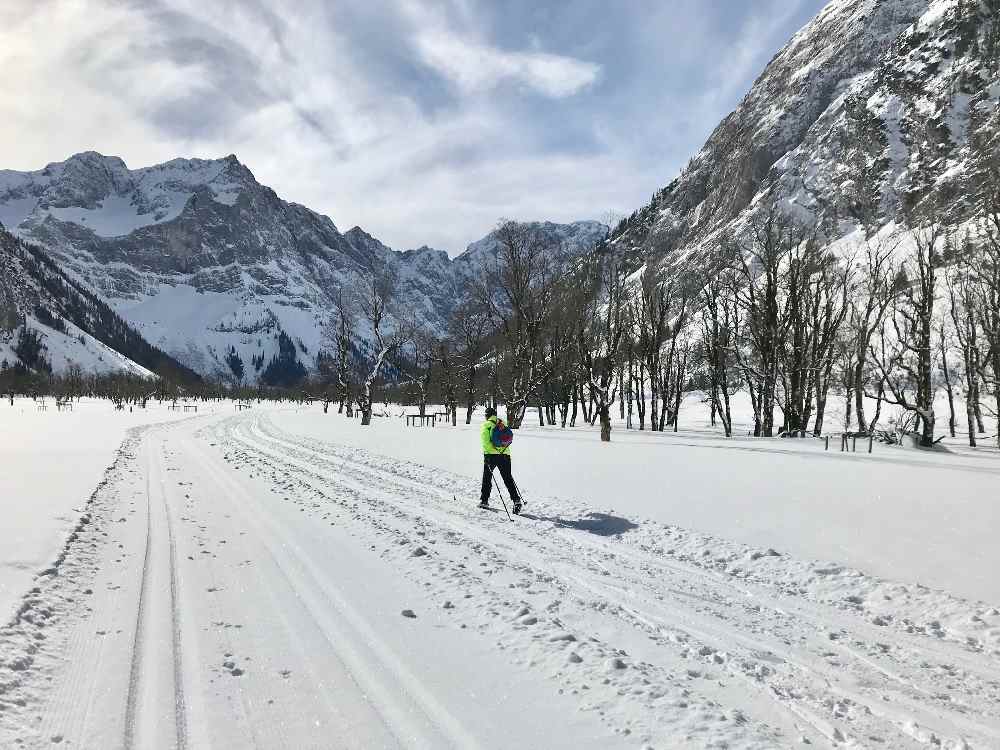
[414,30,600,97]
[0,0,828,255]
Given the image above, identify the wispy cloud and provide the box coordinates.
[414,30,600,97]
[0,0,827,254]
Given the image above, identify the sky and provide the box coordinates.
[0,0,828,255]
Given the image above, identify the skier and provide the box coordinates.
[479,406,522,514]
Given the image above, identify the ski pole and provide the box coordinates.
[511,477,526,508]
[490,468,513,521]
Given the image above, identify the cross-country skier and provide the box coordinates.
[480,406,522,514]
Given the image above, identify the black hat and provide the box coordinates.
[485,406,497,418]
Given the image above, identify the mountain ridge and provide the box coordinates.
[608,0,997,272]
[0,152,606,382]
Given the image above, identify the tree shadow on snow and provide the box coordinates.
[521,512,638,537]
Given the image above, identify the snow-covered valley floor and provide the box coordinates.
[2,409,999,749]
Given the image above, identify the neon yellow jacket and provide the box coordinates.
[480,416,510,455]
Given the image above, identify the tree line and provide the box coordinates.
[314,124,1000,449]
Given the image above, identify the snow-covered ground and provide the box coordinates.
[1,402,999,748]
[273,397,1000,604]
[0,398,225,623]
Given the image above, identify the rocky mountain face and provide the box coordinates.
[0,152,605,382]
[608,0,999,271]
[0,228,199,380]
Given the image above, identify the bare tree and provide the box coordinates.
[356,261,409,425]
[728,205,809,436]
[969,109,1000,447]
[475,220,570,428]
[449,296,490,424]
[845,233,899,434]
[577,257,628,442]
[322,287,355,414]
[871,225,943,447]
[700,274,738,437]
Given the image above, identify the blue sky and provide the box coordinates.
[1,0,828,254]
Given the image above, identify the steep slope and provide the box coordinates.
[0,153,605,383]
[609,0,999,270]
[0,227,200,381]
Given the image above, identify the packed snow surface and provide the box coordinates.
[0,399,205,622]
[1,403,998,748]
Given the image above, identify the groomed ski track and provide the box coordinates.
[1,410,998,749]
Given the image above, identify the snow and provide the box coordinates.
[0,154,239,238]
[0,399,198,623]
[48,194,170,238]
[0,316,156,379]
[0,196,38,232]
[270,399,1000,605]
[2,402,998,748]
[112,283,324,380]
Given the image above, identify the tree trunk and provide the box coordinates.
[965,391,977,448]
[940,339,956,438]
[599,404,611,442]
[853,359,867,434]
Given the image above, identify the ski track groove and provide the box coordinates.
[191,426,490,749]
[179,434,398,750]
[124,434,188,750]
[161,441,189,750]
[122,447,155,750]
[226,412,1000,749]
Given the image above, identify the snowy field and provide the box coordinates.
[0,398,219,622]
[0,401,998,748]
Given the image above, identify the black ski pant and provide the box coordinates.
[480,454,520,504]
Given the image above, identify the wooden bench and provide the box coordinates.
[37,400,48,411]
[825,432,873,453]
[405,414,436,427]
[434,411,450,425]
[56,400,73,412]
[182,404,198,413]
[235,403,252,411]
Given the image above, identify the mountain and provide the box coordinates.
[608,0,998,270]
[0,152,605,382]
[0,227,200,381]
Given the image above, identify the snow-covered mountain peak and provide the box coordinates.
[0,151,257,240]
[0,152,606,381]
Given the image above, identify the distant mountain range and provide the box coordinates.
[0,151,604,382]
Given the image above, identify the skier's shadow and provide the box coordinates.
[521,511,638,537]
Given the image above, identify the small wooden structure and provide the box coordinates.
[827,432,873,453]
[183,403,199,413]
[37,399,48,411]
[56,399,73,412]
[406,414,436,427]
[235,402,252,412]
